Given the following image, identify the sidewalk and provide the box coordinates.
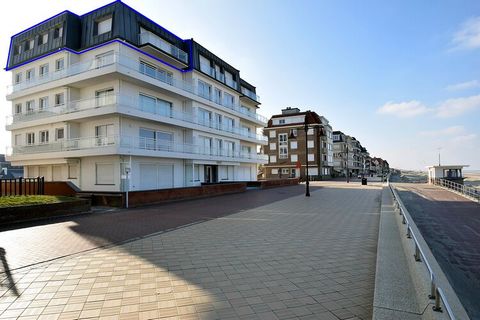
[1,181,382,320]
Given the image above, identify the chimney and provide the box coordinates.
[281,107,301,115]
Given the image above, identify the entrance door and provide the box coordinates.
[204,165,218,183]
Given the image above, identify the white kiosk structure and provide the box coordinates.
[427,165,468,185]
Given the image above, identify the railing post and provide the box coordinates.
[402,215,406,224]
[414,243,421,262]
[429,277,436,299]
[19,177,22,196]
[406,226,412,239]
[432,288,443,312]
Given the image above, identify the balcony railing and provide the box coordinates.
[6,94,267,143]
[241,87,260,102]
[7,52,267,124]
[8,135,268,162]
[139,32,188,64]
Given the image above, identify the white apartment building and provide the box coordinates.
[5,2,267,192]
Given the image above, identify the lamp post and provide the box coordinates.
[345,145,349,183]
[304,120,310,197]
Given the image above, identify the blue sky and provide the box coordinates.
[1,0,479,170]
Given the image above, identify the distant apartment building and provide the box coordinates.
[332,131,369,177]
[263,108,333,180]
[370,157,390,175]
[5,1,268,191]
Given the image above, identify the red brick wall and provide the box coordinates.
[126,183,247,207]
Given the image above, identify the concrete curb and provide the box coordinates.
[373,186,424,319]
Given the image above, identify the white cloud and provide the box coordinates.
[451,17,480,50]
[436,94,480,117]
[446,80,480,91]
[377,100,431,118]
[420,126,466,137]
[451,133,477,142]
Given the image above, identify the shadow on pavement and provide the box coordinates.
[0,248,19,297]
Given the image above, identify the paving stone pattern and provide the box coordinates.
[0,182,381,319]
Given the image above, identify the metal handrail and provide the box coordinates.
[432,178,479,202]
[389,184,457,320]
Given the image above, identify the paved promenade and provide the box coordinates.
[395,183,480,320]
[1,181,382,319]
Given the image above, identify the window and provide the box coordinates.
[223,92,234,107]
[96,88,115,107]
[55,93,64,105]
[68,164,78,179]
[39,97,48,110]
[291,154,298,162]
[139,94,172,116]
[54,26,63,39]
[26,100,35,112]
[214,88,221,104]
[96,163,114,185]
[271,168,278,175]
[279,146,288,159]
[278,133,288,145]
[307,128,314,135]
[224,117,234,131]
[308,140,314,148]
[25,39,34,51]
[214,113,222,130]
[198,80,211,99]
[38,32,48,45]
[269,130,276,138]
[15,103,22,114]
[224,140,235,157]
[39,130,49,144]
[139,61,156,78]
[26,69,34,81]
[55,58,64,71]
[55,128,64,140]
[15,44,22,55]
[308,154,315,162]
[198,108,212,126]
[290,141,297,149]
[139,128,173,151]
[290,129,297,137]
[95,16,112,36]
[15,134,22,146]
[39,64,49,77]
[241,105,250,114]
[269,143,276,150]
[15,73,22,84]
[241,145,252,156]
[26,133,35,145]
[199,136,213,155]
[95,124,115,145]
[270,155,277,163]
[279,119,285,124]
[281,168,290,174]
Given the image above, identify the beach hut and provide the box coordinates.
[427,165,468,185]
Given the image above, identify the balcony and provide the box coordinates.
[241,87,260,103]
[139,31,188,65]
[6,52,267,125]
[6,94,267,144]
[8,135,268,163]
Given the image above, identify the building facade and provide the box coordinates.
[5,1,267,192]
[263,108,333,180]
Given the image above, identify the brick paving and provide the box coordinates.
[0,181,382,319]
[395,183,480,320]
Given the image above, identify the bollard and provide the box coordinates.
[406,226,412,239]
[402,215,406,224]
[432,288,443,312]
[414,243,421,262]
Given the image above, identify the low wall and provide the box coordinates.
[127,182,247,207]
[252,178,300,189]
[0,199,91,226]
[44,181,80,197]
